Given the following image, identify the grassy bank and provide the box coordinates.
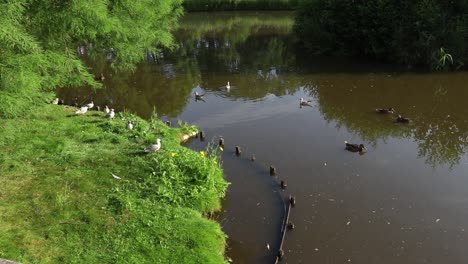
[183,0,298,11]
[0,104,228,263]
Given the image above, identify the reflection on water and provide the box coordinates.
[58,11,468,264]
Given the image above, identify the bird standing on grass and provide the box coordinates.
[51,98,59,105]
[106,108,115,119]
[86,101,94,109]
[127,121,133,130]
[104,105,110,114]
[144,139,161,153]
[75,106,88,115]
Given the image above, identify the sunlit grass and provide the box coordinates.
[0,104,228,263]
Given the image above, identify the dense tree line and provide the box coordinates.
[294,0,468,70]
[183,0,297,11]
[0,0,182,117]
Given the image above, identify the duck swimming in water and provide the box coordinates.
[375,107,395,114]
[220,81,232,91]
[300,98,313,107]
[195,92,206,101]
[344,141,367,153]
[395,115,410,123]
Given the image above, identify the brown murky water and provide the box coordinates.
[59,11,468,264]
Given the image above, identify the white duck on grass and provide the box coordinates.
[75,106,88,115]
[104,105,110,114]
[127,121,133,130]
[144,138,161,153]
[86,101,94,109]
[106,108,115,119]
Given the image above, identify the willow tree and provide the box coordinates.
[0,0,182,117]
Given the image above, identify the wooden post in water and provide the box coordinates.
[235,146,242,156]
[289,195,296,207]
[280,180,287,190]
[270,166,277,176]
[219,138,225,147]
[199,131,205,141]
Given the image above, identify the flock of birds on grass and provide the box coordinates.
[51,97,161,156]
[53,78,413,160]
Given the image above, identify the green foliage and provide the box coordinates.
[183,0,298,11]
[295,0,468,70]
[0,105,227,263]
[0,0,183,118]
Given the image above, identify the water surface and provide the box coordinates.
[59,11,468,264]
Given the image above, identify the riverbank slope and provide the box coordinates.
[0,104,228,263]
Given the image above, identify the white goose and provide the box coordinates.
[104,105,110,114]
[144,138,161,153]
[106,108,115,119]
[51,98,59,105]
[75,106,88,115]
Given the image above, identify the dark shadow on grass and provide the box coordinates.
[87,120,106,124]
[82,138,100,144]
[129,151,150,157]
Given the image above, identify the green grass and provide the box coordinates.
[183,0,298,11]
[0,104,228,263]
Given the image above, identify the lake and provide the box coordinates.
[58,11,468,264]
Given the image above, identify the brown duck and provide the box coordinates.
[395,115,410,123]
[375,107,395,114]
[344,141,367,153]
